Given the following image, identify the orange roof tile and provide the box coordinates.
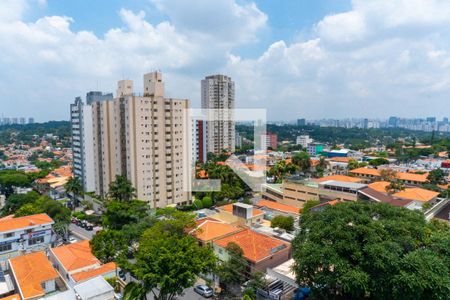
[214,229,289,262]
[329,157,353,163]
[350,167,380,176]
[218,204,265,217]
[0,214,53,233]
[191,219,243,242]
[0,294,21,300]
[51,240,100,272]
[71,262,117,282]
[368,181,391,193]
[315,175,362,183]
[256,200,300,215]
[9,252,59,300]
[397,172,428,183]
[394,188,439,202]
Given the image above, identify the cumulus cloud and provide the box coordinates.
[0,0,266,120]
[1,0,450,121]
[225,0,450,120]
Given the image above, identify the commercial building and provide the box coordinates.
[297,119,306,126]
[91,72,191,208]
[296,135,312,148]
[307,143,324,157]
[0,214,54,261]
[201,75,235,155]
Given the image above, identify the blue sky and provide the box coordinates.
[1,0,450,121]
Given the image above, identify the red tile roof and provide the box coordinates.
[0,214,53,233]
[214,229,289,262]
[51,240,100,272]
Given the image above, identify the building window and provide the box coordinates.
[0,243,12,252]
[4,232,14,238]
[28,236,45,246]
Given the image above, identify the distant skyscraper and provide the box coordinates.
[388,116,398,127]
[11,118,18,125]
[443,117,449,124]
[91,72,191,208]
[28,118,34,124]
[363,118,369,129]
[297,118,306,126]
[426,117,436,123]
[19,117,26,125]
[201,74,235,155]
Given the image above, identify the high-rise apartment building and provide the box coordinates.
[201,74,235,155]
[91,72,191,208]
[70,95,102,192]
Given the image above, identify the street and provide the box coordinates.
[69,223,95,240]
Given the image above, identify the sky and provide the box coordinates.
[1,0,450,122]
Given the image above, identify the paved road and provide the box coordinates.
[69,223,95,240]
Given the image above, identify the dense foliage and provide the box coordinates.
[270,215,294,231]
[293,201,450,299]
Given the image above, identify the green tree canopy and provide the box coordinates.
[217,242,247,290]
[301,199,320,214]
[427,168,446,185]
[292,152,311,172]
[103,200,148,230]
[2,191,40,215]
[368,157,390,167]
[131,212,216,300]
[90,230,128,264]
[270,215,294,231]
[108,175,136,201]
[292,201,449,299]
[201,196,213,208]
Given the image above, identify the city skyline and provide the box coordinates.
[2,0,450,121]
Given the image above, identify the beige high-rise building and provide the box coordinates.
[91,72,191,208]
[201,74,235,155]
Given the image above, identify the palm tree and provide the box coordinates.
[108,175,136,201]
[64,176,83,209]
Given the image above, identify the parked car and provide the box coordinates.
[194,285,213,298]
[69,236,78,244]
[118,269,126,280]
[71,218,78,224]
[86,224,93,231]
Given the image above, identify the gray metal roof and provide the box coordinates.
[319,180,367,190]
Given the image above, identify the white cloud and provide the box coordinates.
[150,0,267,45]
[1,0,450,121]
[0,0,267,120]
[224,0,450,119]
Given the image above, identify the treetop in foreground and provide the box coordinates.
[292,201,449,300]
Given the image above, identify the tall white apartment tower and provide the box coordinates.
[201,74,235,155]
[71,96,105,192]
[91,72,191,208]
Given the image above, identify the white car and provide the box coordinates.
[69,236,78,244]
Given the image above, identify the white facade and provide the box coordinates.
[296,135,312,148]
[201,74,235,155]
[70,97,98,192]
[0,214,54,261]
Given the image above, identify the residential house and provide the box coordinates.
[213,229,291,273]
[49,241,116,285]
